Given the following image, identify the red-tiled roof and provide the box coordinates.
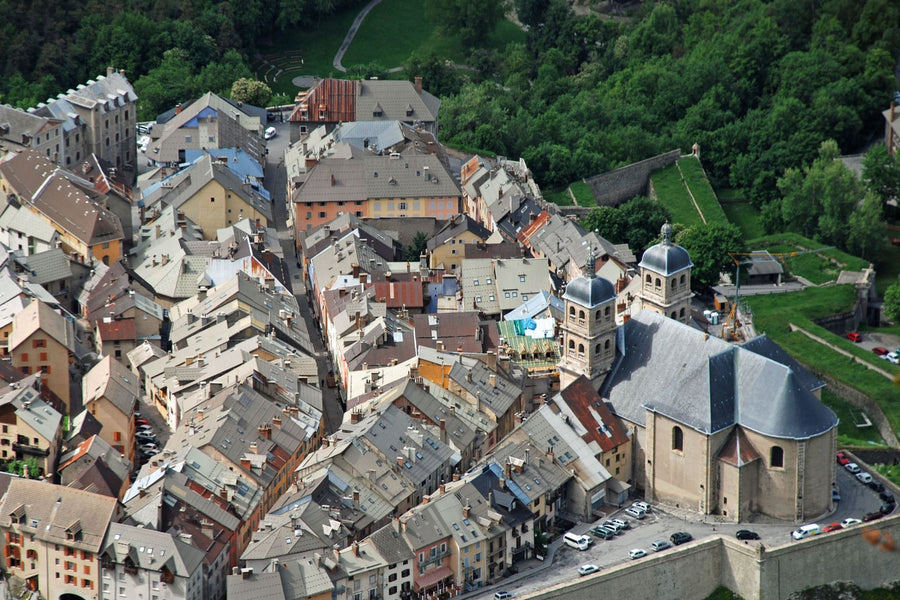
[517,210,551,244]
[370,277,424,308]
[558,376,630,452]
[96,318,136,342]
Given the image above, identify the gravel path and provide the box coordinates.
[333,0,384,72]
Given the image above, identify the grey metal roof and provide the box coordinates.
[638,223,692,276]
[601,311,837,440]
[227,570,288,600]
[739,334,825,392]
[562,275,615,308]
[355,80,440,124]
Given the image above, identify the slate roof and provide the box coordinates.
[368,522,414,566]
[638,223,692,276]
[58,434,131,495]
[426,213,490,251]
[9,299,72,352]
[0,149,123,246]
[413,312,484,353]
[0,104,59,143]
[448,361,520,418]
[0,478,117,552]
[280,556,335,599]
[0,377,62,443]
[102,522,205,579]
[227,570,288,600]
[83,355,139,416]
[600,311,838,440]
[0,204,57,244]
[19,249,71,285]
[739,334,825,392]
[356,79,440,124]
[365,154,459,199]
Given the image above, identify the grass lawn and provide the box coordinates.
[255,5,361,96]
[873,230,900,295]
[747,233,870,285]
[569,181,596,207]
[746,286,900,435]
[677,157,728,224]
[721,201,765,239]
[820,389,886,447]
[651,164,703,227]
[342,0,526,68]
[544,189,573,206]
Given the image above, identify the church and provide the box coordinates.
[557,224,838,522]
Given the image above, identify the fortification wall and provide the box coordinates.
[524,515,900,600]
[584,149,682,207]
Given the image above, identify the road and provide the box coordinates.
[263,121,346,435]
[468,467,886,600]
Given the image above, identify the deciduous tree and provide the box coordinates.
[674,222,743,290]
[231,77,274,107]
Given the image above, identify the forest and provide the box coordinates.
[0,0,365,117]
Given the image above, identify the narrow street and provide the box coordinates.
[264,120,345,435]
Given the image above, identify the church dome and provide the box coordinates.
[563,275,615,308]
[639,222,693,276]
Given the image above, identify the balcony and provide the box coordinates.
[12,442,49,457]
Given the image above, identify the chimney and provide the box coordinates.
[505,461,511,479]
[241,457,251,470]
[272,415,282,428]
[359,273,368,285]
[176,103,182,115]
[392,517,401,533]
[232,567,240,576]
[333,546,341,563]
[439,482,446,494]
[489,373,496,388]
[462,500,470,518]
[452,472,460,482]
[352,541,360,556]
[485,350,496,370]
[249,441,258,454]
[258,425,271,439]
[414,76,423,94]
[107,66,114,77]
[352,263,360,278]
[353,490,360,508]
[439,418,447,443]
[397,456,405,467]
[499,476,506,490]
[242,568,253,580]
[330,173,335,187]
[524,448,530,464]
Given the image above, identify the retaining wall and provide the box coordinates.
[524,515,900,600]
[584,149,681,207]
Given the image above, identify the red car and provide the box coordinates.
[845,332,861,342]
[836,451,850,466]
[873,347,889,356]
[823,522,843,533]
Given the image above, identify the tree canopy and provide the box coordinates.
[675,222,743,290]
[581,197,670,256]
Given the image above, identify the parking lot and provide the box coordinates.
[472,464,889,600]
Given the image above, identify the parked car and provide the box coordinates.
[625,507,646,519]
[140,448,159,457]
[602,520,623,534]
[631,501,651,513]
[841,518,862,527]
[845,332,861,342]
[863,511,884,522]
[628,549,647,560]
[578,564,600,577]
[823,522,843,533]
[139,442,159,451]
[136,424,154,432]
[844,462,861,473]
[868,480,885,493]
[791,524,821,540]
[856,472,874,484]
[832,489,841,502]
[885,351,900,365]
[735,530,760,540]
[836,451,850,466]
[265,126,276,140]
[650,540,671,552]
[872,347,889,356]
[879,492,895,504]
[670,532,693,545]
[135,417,151,426]
[136,431,157,440]
[590,526,614,540]
[609,518,630,530]
[880,503,895,516]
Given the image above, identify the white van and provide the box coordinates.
[625,506,646,519]
[791,524,821,540]
[563,532,591,551]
